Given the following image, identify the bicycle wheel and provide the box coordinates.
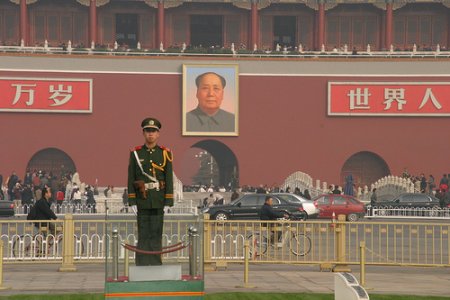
[12,235,39,258]
[289,233,311,256]
[247,233,268,257]
[12,235,24,258]
[47,235,62,257]
[55,236,85,257]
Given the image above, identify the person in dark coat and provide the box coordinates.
[21,184,34,205]
[85,185,96,213]
[343,174,354,196]
[34,187,58,234]
[260,196,288,243]
[303,189,311,200]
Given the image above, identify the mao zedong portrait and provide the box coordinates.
[186,72,235,132]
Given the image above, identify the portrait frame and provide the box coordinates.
[182,64,239,136]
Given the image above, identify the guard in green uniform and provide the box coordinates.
[127,117,174,266]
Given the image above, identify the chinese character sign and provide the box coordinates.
[328,82,450,116]
[0,77,92,113]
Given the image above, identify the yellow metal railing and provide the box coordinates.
[202,215,450,268]
[1,214,449,269]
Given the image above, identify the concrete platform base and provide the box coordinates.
[105,280,204,299]
[129,265,182,281]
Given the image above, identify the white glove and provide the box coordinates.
[131,205,137,215]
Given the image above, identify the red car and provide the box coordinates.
[313,194,365,222]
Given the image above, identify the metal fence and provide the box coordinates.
[365,206,450,219]
[203,216,450,267]
[14,201,198,216]
[2,45,450,59]
[1,215,449,268]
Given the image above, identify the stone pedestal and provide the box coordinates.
[129,265,181,281]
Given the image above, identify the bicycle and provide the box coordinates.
[12,224,85,259]
[247,212,311,257]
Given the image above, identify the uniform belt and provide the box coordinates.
[145,182,160,190]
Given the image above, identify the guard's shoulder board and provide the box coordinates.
[134,145,143,151]
[159,145,171,152]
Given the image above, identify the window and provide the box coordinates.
[348,197,361,205]
[271,197,281,205]
[333,196,347,205]
[316,196,331,205]
[240,195,260,206]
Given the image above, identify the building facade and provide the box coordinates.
[1,55,450,189]
[3,0,450,51]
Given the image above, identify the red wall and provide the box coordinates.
[0,69,449,188]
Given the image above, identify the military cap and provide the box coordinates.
[141,117,161,131]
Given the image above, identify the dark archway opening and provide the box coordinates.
[341,151,390,187]
[190,140,239,189]
[190,15,223,47]
[26,148,76,179]
[116,13,138,48]
[274,16,296,49]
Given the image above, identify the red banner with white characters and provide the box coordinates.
[0,77,92,113]
[328,82,450,116]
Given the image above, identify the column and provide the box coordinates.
[385,0,393,49]
[89,0,97,45]
[447,10,450,50]
[20,0,28,45]
[318,0,325,50]
[158,0,165,46]
[251,0,258,48]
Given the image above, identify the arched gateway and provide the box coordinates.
[341,151,390,188]
[27,148,76,178]
[191,140,239,189]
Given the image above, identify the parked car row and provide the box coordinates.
[370,193,441,208]
[202,193,312,221]
[203,193,366,222]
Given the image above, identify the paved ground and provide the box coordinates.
[1,263,450,297]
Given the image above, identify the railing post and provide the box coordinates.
[243,240,249,285]
[203,214,213,270]
[0,241,10,290]
[360,240,366,286]
[236,240,255,289]
[124,239,129,279]
[112,228,119,281]
[59,214,76,272]
[189,226,199,278]
[333,214,351,272]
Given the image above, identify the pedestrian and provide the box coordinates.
[332,185,341,194]
[436,189,447,208]
[71,184,82,206]
[7,171,18,201]
[33,187,58,235]
[230,190,239,201]
[56,189,65,213]
[370,188,377,215]
[344,174,354,196]
[303,189,311,200]
[260,196,289,244]
[439,174,449,192]
[428,175,435,194]
[127,117,174,266]
[85,185,96,213]
[21,184,33,205]
[420,173,427,193]
[121,188,129,213]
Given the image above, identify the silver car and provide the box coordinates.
[272,193,319,219]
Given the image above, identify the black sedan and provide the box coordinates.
[202,193,307,220]
[373,193,440,208]
[0,200,15,217]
